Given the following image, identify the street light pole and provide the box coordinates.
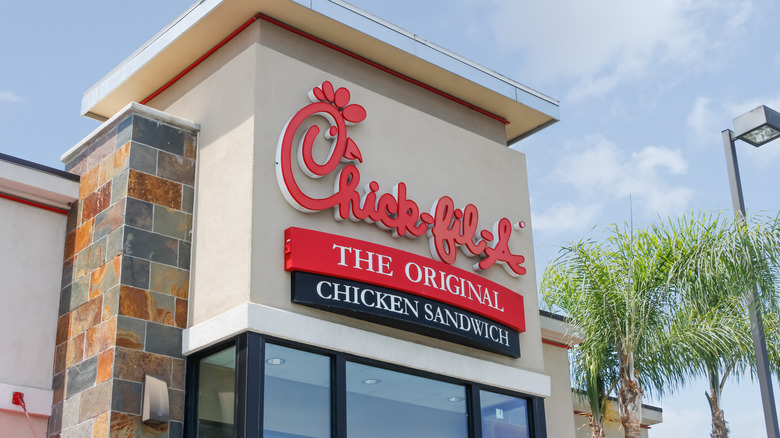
[722,122,780,438]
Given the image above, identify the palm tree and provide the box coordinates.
[543,213,780,438]
[647,213,780,438]
[542,222,680,438]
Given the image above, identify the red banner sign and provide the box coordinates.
[284,227,525,332]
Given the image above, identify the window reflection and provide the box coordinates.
[480,390,530,438]
[346,362,468,438]
[197,346,236,438]
[263,343,331,438]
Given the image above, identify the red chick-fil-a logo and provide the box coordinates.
[275,81,526,277]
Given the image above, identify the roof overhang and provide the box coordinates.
[81,0,559,145]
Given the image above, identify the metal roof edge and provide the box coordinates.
[80,0,559,124]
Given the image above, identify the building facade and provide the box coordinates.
[1,1,664,437]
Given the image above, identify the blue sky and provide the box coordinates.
[3,0,780,436]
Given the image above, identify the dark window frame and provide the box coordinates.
[185,332,547,438]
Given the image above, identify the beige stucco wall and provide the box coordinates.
[0,161,78,425]
[0,198,67,391]
[542,342,577,437]
[155,24,260,324]
[157,16,544,374]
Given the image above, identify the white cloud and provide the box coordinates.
[484,0,754,101]
[552,136,694,218]
[532,202,602,234]
[0,91,23,103]
[686,97,714,141]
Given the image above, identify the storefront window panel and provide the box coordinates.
[346,362,468,438]
[196,346,237,438]
[187,334,546,438]
[480,390,530,438]
[263,343,331,438]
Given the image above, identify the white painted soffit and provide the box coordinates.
[0,155,79,210]
[81,0,559,144]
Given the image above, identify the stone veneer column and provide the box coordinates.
[50,104,199,438]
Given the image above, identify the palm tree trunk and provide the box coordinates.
[618,354,644,438]
[589,415,606,438]
[707,366,729,438]
[710,395,728,438]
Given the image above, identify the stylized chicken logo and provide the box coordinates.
[308,81,366,163]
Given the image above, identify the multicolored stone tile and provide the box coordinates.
[52,371,66,404]
[109,411,169,438]
[49,400,63,436]
[152,206,191,241]
[110,169,129,205]
[171,359,185,391]
[174,298,187,329]
[65,333,85,369]
[96,349,114,384]
[74,219,95,255]
[177,241,191,270]
[132,116,185,156]
[113,348,171,384]
[66,355,98,397]
[57,313,72,345]
[78,380,111,422]
[86,318,117,357]
[127,170,182,210]
[181,185,194,214]
[128,142,157,175]
[90,256,120,299]
[120,256,150,290]
[87,238,108,274]
[93,198,126,242]
[99,142,130,186]
[102,285,120,322]
[116,316,145,350]
[110,379,142,415]
[71,276,90,311]
[65,126,118,176]
[80,166,100,201]
[157,151,195,186]
[184,134,197,160]
[92,411,110,438]
[125,198,153,231]
[71,297,103,337]
[149,262,189,298]
[82,182,112,223]
[123,227,178,266]
[168,389,185,422]
[57,107,197,438]
[106,226,123,261]
[54,342,67,375]
[63,394,80,430]
[145,323,182,358]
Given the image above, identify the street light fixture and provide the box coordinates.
[722,104,780,438]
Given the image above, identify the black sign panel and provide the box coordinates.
[291,271,520,358]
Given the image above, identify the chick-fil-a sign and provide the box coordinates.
[276,81,527,277]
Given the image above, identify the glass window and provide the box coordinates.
[263,343,331,438]
[480,390,530,438]
[346,362,468,438]
[196,346,236,438]
[188,335,543,438]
